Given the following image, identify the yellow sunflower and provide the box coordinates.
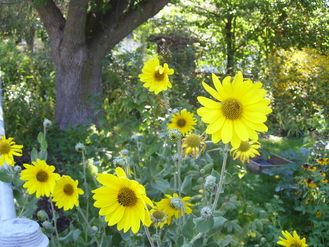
[168,109,196,135]
[231,141,260,163]
[139,56,174,94]
[304,179,317,189]
[197,72,272,149]
[52,175,84,211]
[182,133,206,158]
[92,167,153,234]
[277,230,308,247]
[156,193,192,225]
[20,159,60,198]
[0,136,23,166]
[301,164,317,172]
[316,158,329,165]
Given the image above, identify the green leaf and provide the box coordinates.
[72,229,81,241]
[0,169,12,183]
[31,148,38,161]
[194,217,214,233]
[217,235,233,247]
[37,132,48,150]
[38,150,48,161]
[150,178,170,193]
[181,175,193,194]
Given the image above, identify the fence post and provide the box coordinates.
[0,77,49,246]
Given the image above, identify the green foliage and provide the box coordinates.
[0,40,55,148]
[266,48,329,136]
[0,1,328,246]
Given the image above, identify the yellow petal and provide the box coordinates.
[197,97,221,109]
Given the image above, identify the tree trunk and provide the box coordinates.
[225,14,235,75]
[34,0,170,129]
[55,47,103,129]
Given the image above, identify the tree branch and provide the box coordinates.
[33,0,65,56]
[62,0,90,50]
[90,0,170,55]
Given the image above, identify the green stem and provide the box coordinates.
[190,144,230,244]
[81,150,90,244]
[212,144,229,210]
[144,226,155,247]
[190,232,203,244]
[176,139,182,195]
[50,199,61,247]
[77,207,100,247]
[155,227,162,247]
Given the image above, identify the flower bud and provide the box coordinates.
[167,129,182,142]
[43,118,52,128]
[170,197,184,210]
[113,156,127,167]
[14,165,21,173]
[42,221,54,231]
[37,210,48,222]
[204,175,217,192]
[172,153,181,163]
[200,206,213,219]
[75,142,85,152]
[89,226,98,235]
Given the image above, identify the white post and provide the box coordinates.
[0,77,49,246]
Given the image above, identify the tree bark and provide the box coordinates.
[34,0,170,129]
[55,47,103,129]
[225,13,235,75]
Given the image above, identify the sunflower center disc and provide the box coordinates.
[0,141,11,154]
[222,99,242,120]
[36,170,49,182]
[238,141,250,152]
[118,187,137,207]
[63,184,74,196]
[154,69,165,81]
[176,118,186,127]
[185,134,201,147]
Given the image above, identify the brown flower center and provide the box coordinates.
[238,141,251,152]
[154,68,165,81]
[0,141,11,154]
[63,184,74,196]
[221,99,242,120]
[36,170,49,182]
[117,187,137,207]
[176,118,186,128]
[185,134,201,148]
